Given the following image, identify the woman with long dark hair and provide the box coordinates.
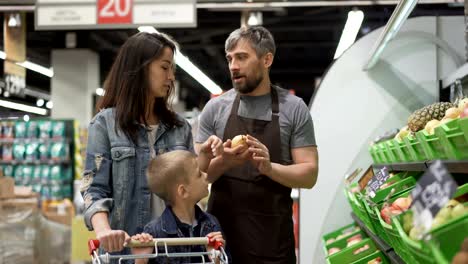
[81,32,222,254]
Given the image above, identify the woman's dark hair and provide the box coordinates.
[97,32,183,143]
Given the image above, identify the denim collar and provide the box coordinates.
[160,205,208,235]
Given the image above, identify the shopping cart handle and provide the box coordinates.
[208,239,224,250]
[88,239,100,256]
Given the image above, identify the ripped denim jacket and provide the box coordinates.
[80,108,194,237]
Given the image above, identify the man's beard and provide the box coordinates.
[233,73,263,94]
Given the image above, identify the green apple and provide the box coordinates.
[451,204,467,219]
[435,207,452,221]
[409,227,423,240]
[431,217,446,230]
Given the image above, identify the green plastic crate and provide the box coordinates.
[460,117,468,142]
[353,192,378,234]
[326,238,378,264]
[416,130,448,160]
[364,176,417,246]
[322,223,360,247]
[403,134,427,161]
[394,139,412,162]
[392,212,420,264]
[377,142,391,164]
[385,140,402,163]
[435,118,468,160]
[351,250,390,264]
[373,190,413,252]
[323,230,367,256]
[427,183,468,264]
[370,145,381,164]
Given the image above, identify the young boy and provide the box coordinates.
[131,150,227,264]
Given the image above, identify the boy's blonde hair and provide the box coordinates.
[147,150,197,203]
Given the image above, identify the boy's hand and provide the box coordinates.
[199,135,224,160]
[221,140,250,169]
[130,233,154,256]
[206,231,225,251]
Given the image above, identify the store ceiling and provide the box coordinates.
[0,1,464,116]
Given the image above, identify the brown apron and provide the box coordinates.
[208,87,295,264]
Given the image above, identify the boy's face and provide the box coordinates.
[184,160,209,202]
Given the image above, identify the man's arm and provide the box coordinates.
[268,146,318,189]
[247,134,318,189]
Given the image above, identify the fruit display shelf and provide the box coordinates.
[373,160,468,173]
[351,213,405,264]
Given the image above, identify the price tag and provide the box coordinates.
[410,160,458,232]
[344,168,362,186]
[366,167,390,198]
[97,0,133,24]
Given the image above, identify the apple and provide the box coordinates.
[368,257,382,264]
[328,247,341,255]
[445,107,462,119]
[347,239,361,247]
[458,98,468,110]
[409,226,423,240]
[447,199,460,208]
[461,106,468,118]
[451,204,467,219]
[326,238,336,245]
[425,119,441,134]
[231,135,247,148]
[392,197,412,211]
[435,207,452,221]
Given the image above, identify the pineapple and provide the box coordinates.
[407,102,454,132]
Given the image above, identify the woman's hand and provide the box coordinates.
[95,228,130,253]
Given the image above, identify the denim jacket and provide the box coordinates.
[143,205,226,264]
[80,108,194,237]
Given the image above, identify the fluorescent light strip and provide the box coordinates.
[363,0,418,70]
[138,26,223,95]
[0,99,48,115]
[17,61,54,77]
[0,50,53,77]
[334,10,364,59]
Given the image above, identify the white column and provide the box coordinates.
[51,49,99,127]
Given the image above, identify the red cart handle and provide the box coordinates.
[207,237,224,250]
[88,239,100,256]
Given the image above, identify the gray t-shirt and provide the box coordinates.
[196,86,316,165]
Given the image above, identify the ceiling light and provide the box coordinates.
[334,9,364,59]
[138,26,222,95]
[247,12,263,26]
[46,101,53,109]
[96,88,105,96]
[8,13,20,27]
[23,114,29,122]
[36,98,44,107]
[363,0,419,70]
[0,99,47,115]
[16,61,54,77]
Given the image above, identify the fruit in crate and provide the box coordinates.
[328,247,341,255]
[445,107,462,119]
[231,135,247,148]
[424,119,441,135]
[461,105,468,118]
[346,234,362,247]
[457,98,468,110]
[367,257,382,264]
[380,196,412,224]
[394,126,410,141]
[403,212,413,234]
[325,238,336,245]
[451,203,468,218]
[392,197,413,211]
[407,102,454,132]
[409,226,424,240]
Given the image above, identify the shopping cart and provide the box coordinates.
[88,237,229,264]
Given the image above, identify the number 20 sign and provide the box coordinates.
[97,0,132,24]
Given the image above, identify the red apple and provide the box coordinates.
[328,247,341,255]
[392,197,412,211]
[461,106,468,118]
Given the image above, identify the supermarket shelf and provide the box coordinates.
[351,213,405,264]
[374,160,468,173]
[0,138,70,144]
[0,160,70,166]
